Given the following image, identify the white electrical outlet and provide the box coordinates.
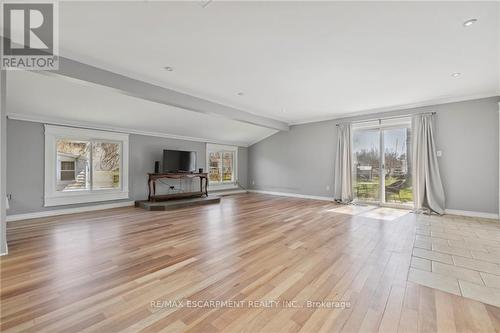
[252,180,255,185]
[436,150,442,157]
[326,185,330,191]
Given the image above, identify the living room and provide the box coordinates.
[1,1,499,332]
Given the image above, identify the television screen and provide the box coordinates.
[163,150,196,172]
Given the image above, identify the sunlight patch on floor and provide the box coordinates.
[359,207,410,221]
[326,205,377,216]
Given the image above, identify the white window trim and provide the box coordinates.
[44,125,129,207]
[206,143,238,189]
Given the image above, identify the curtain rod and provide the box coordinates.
[335,111,436,127]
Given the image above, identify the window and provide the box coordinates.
[56,140,90,191]
[92,142,121,190]
[206,144,237,188]
[60,161,75,181]
[209,151,222,182]
[45,125,129,206]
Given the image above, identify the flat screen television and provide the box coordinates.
[163,150,197,173]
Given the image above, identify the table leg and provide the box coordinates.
[152,181,156,201]
[147,179,152,201]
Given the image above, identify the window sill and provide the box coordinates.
[44,191,129,207]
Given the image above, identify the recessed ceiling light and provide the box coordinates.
[164,66,173,71]
[451,72,461,78]
[463,18,478,27]
[237,92,244,96]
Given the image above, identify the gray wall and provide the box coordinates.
[237,146,248,189]
[6,119,248,215]
[7,97,499,215]
[249,97,500,214]
[129,134,206,202]
[249,120,336,196]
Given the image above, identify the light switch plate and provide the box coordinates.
[436,150,442,157]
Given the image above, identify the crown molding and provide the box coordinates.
[37,54,289,132]
[289,93,500,126]
[7,113,251,147]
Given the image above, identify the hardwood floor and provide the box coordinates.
[1,193,499,332]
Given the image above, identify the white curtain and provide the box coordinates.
[334,124,353,203]
[412,114,446,214]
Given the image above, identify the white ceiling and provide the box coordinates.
[58,1,499,123]
[6,70,276,147]
[7,1,500,145]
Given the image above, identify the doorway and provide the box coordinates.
[352,118,413,208]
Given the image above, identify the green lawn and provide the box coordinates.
[355,177,412,203]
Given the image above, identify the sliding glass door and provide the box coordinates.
[353,124,380,203]
[352,118,413,207]
[383,125,412,205]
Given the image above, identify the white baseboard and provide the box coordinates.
[211,189,248,196]
[248,189,334,202]
[210,184,240,191]
[444,209,499,220]
[6,201,135,222]
[248,190,499,220]
[6,194,497,223]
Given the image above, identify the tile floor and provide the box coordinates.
[330,204,500,307]
[409,213,500,307]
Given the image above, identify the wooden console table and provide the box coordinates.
[147,172,208,202]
